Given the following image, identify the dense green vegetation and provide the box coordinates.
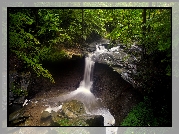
[121,96,171,126]
[8,7,172,126]
[9,8,171,80]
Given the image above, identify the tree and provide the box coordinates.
[9,8,171,82]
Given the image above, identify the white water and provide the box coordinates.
[95,44,119,54]
[45,44,116,126]
[79,55,95,91]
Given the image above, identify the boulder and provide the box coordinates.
[62,100,86,119]
[41,111,51,120]
[85,115,104,126]
[41,100,104,126]
[9,107,30,126]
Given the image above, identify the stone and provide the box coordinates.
[14,96,25,104]
[9,107,30,126]
[41,111,51,120]
[85,115,104,126]
[62,100,86,119]
[46,99,104,126]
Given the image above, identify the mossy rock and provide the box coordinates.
[50,100,104,126]
[62,100,86,118]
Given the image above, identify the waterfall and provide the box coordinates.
[79,55,95,91]
[47,44,115,126]
[75,51,115,126]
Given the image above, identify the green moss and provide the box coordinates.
[52,117,88,126]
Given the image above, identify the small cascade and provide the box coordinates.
[45,44,115,126]
[79,55,95,91]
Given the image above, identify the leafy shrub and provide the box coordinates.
[121,97,159,126]
[10,82,28,97]
[43,49,68,62]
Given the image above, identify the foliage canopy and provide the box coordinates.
[9,8,171,82]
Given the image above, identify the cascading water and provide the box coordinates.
[45,44,115,126]
[72,54,102,112]
[79,55,95,91]
[47,53,101,112]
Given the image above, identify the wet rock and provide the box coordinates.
[9,108,24,122]
[9,107,30,126]
[20,71,31,90]
[87,41,142,88]
[9,71,31,107]
[41,111,51,120]
[50,113,104,126]
[41,111,54,126]
[14,96,25,104]
[40,100,104,126]
[87,47,96,52]
[62,100,86,118]
[61,100,104,126]
[85,115,104,126]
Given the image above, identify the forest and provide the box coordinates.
[8,7,172,127]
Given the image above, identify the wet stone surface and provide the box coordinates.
[41,111,51,120]
[62,100,86,118]
[85,38,143,88]
[9,107,30,126]
[39,100,104,126]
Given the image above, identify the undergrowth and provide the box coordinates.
[121,96,163,126]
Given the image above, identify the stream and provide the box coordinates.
[8,42,143,128]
